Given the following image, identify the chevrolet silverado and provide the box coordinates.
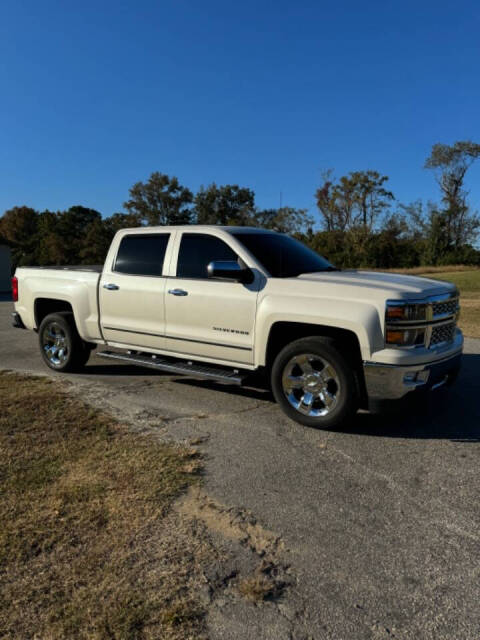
[11,226,463,428]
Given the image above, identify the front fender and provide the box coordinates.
[254,294,384,366]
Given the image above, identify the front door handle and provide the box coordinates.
[168,288,188,296]
[103,283,120,291]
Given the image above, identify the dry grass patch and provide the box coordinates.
[376,264,480,275]
[0,372,212,640]
[454,299,480,338]
[237,562,284,603]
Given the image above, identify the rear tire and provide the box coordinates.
[38,312,91,373]
[271,336,358,429]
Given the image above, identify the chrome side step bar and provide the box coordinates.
[96,350,246,385]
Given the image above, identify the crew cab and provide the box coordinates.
[11,226,463,428]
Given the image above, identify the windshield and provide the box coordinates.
[231,231,336,278]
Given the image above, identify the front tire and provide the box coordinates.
[38,312,91,373]
[271,336,358,429]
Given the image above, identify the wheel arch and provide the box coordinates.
[34,298,75,329]
[264,321,368,407]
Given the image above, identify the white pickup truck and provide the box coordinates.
[12,225,463,428]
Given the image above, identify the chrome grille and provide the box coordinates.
[432,297,459,317]
[429,322,455,348]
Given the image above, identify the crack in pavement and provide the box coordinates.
[65,377,265,426]
[163,401,264,425]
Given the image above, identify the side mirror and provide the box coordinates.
[207,261,254,284]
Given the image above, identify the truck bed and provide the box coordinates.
[18,265,103,273]
[14,265,103,340]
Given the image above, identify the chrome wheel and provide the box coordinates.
[42,322,69,367]
[281,353,341,417]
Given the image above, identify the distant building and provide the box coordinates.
[0,243,12,292]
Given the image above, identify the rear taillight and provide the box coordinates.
[12,277,18,302]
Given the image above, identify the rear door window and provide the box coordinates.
[114,234,170,276]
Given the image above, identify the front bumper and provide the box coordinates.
[363,343,462,407]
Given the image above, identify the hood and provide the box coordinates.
[296,270,456,300]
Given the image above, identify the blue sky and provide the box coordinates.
[1,0,480,225]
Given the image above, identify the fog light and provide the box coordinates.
[403,370,430,386]
[417,370,430,383]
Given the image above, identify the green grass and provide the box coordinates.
[0,373,210,640]
[426,269,480,298]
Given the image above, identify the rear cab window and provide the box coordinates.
[176,233,238,279]
[114,234,170,276]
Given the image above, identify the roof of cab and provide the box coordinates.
[117,225,278,234]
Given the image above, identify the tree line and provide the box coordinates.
[1,140,479,271]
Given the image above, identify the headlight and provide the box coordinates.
[385,294,459,349]
[386,302,427,323]
[386,327,426,347]
[386,300,427,347]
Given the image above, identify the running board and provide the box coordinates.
[96,350,246,385]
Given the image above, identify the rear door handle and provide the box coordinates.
[168,288,188,296]
[103,283,120,290]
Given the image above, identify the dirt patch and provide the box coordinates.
[177,487,289,603]
[178,487,283,554]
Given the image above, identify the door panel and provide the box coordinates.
[164,278,256,363]
[99,274,167,349]
[164,232,257,364]
[99,232,172,350]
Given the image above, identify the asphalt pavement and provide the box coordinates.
[1,297,479,640]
